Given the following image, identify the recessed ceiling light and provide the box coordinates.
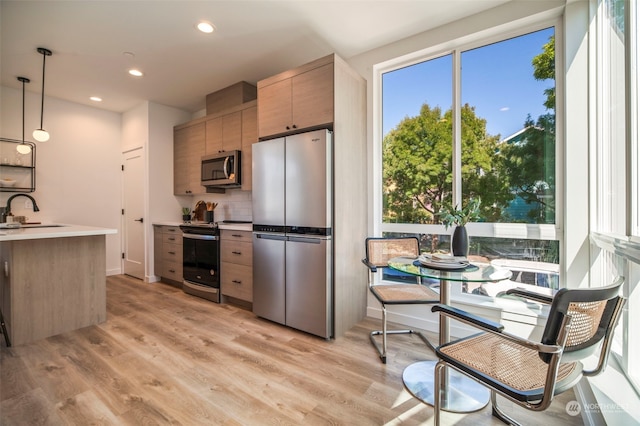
[90,96,102,102]
[197,21,215,33]
[128,69,144,77]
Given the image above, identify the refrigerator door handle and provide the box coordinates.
[255,233,287,241]
[288,236,326,243]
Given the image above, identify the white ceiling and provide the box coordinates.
[1,0,509,114]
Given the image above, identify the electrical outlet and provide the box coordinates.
[24,200,33,209]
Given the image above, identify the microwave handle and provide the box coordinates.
[223,156,230,179]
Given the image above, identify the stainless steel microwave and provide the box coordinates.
[201,150,241,187]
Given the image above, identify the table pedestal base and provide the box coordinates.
[402,360,490,413]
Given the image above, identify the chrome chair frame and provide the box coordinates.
[362,236,438,363]
[431,277,625,426]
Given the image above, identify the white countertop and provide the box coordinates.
[218,223,252,232]
[153,221,253,231]
[0,224,118,242]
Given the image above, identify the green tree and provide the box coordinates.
[532,35,555,109]
[501,35,556,223]
[383,103,512,224]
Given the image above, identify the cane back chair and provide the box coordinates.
[362,237,438,363]
[430,277,625,425]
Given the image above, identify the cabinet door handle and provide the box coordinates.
[232,280,242,284]
[4,261,8,278]
[232,234,243,238]
[168,237,175,241]
[135,218,144,223]
[232,251,242,255]
[169,269,175,273]
[292,124,297,129]
[168,251,176,255]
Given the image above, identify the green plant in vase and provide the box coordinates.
[437,198,481,257]
[181,207,192,223]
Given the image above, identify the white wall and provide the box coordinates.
[147,102,191,224]
[121,100,192,282]
[1,86,122,275]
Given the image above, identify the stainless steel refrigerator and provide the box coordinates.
[252,129,333,339]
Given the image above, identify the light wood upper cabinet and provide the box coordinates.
[174,100,257,194]
[257,79,292,138]
[292,63,334,131]
[174,122,205,195]
[204,116,223,154]
[205,111,242,155]
[258,56,334,139]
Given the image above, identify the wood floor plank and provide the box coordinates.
[1,275,584,425]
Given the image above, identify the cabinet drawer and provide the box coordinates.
[221,262,253,301]
[163,233,182,245]
[164,226,181,235]
[221,240,252,266]
[220,230,252,242]
[162,260,183,282]
[162,243,182,263]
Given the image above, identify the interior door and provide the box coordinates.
[123,148,145,280]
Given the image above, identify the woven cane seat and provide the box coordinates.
[437,332,581,402]
[371,283,439,304]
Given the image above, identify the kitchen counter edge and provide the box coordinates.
[153,222,252,232]
[0,224,118,242]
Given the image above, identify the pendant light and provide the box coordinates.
[33,47,52,142]
[16,77,32,155]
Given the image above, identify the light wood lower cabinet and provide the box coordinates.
[0,235,107,346]
[154,225,183,285]
[220,230,253,303]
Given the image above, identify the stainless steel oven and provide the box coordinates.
[180,224,220,303]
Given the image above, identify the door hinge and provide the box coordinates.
[122,252,125,259]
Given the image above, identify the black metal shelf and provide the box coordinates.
[0,138,36,193]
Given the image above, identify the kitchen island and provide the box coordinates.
[0,224,117,346]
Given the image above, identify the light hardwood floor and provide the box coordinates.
[1,275,583,425]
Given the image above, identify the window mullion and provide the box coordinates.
[452,49,462,206]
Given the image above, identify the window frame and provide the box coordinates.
[373,19,563,270]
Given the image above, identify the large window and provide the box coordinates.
[591,0,640,395]
[379,26,559,291]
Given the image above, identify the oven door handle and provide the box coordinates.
[183,234,219,241]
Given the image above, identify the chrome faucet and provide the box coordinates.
[1,193,40,222]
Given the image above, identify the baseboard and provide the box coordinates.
[106,267,122,276]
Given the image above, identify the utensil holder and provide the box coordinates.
[205,211,214,223]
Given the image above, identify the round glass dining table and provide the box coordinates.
[387,256,513,413]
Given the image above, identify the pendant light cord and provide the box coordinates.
[39,51,46,128]
[36,48,52,130]
[17,76,30,142]
[23,79,26,140]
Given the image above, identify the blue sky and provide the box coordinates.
[382,27,555,139]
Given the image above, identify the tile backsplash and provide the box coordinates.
[196,189,252,222]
